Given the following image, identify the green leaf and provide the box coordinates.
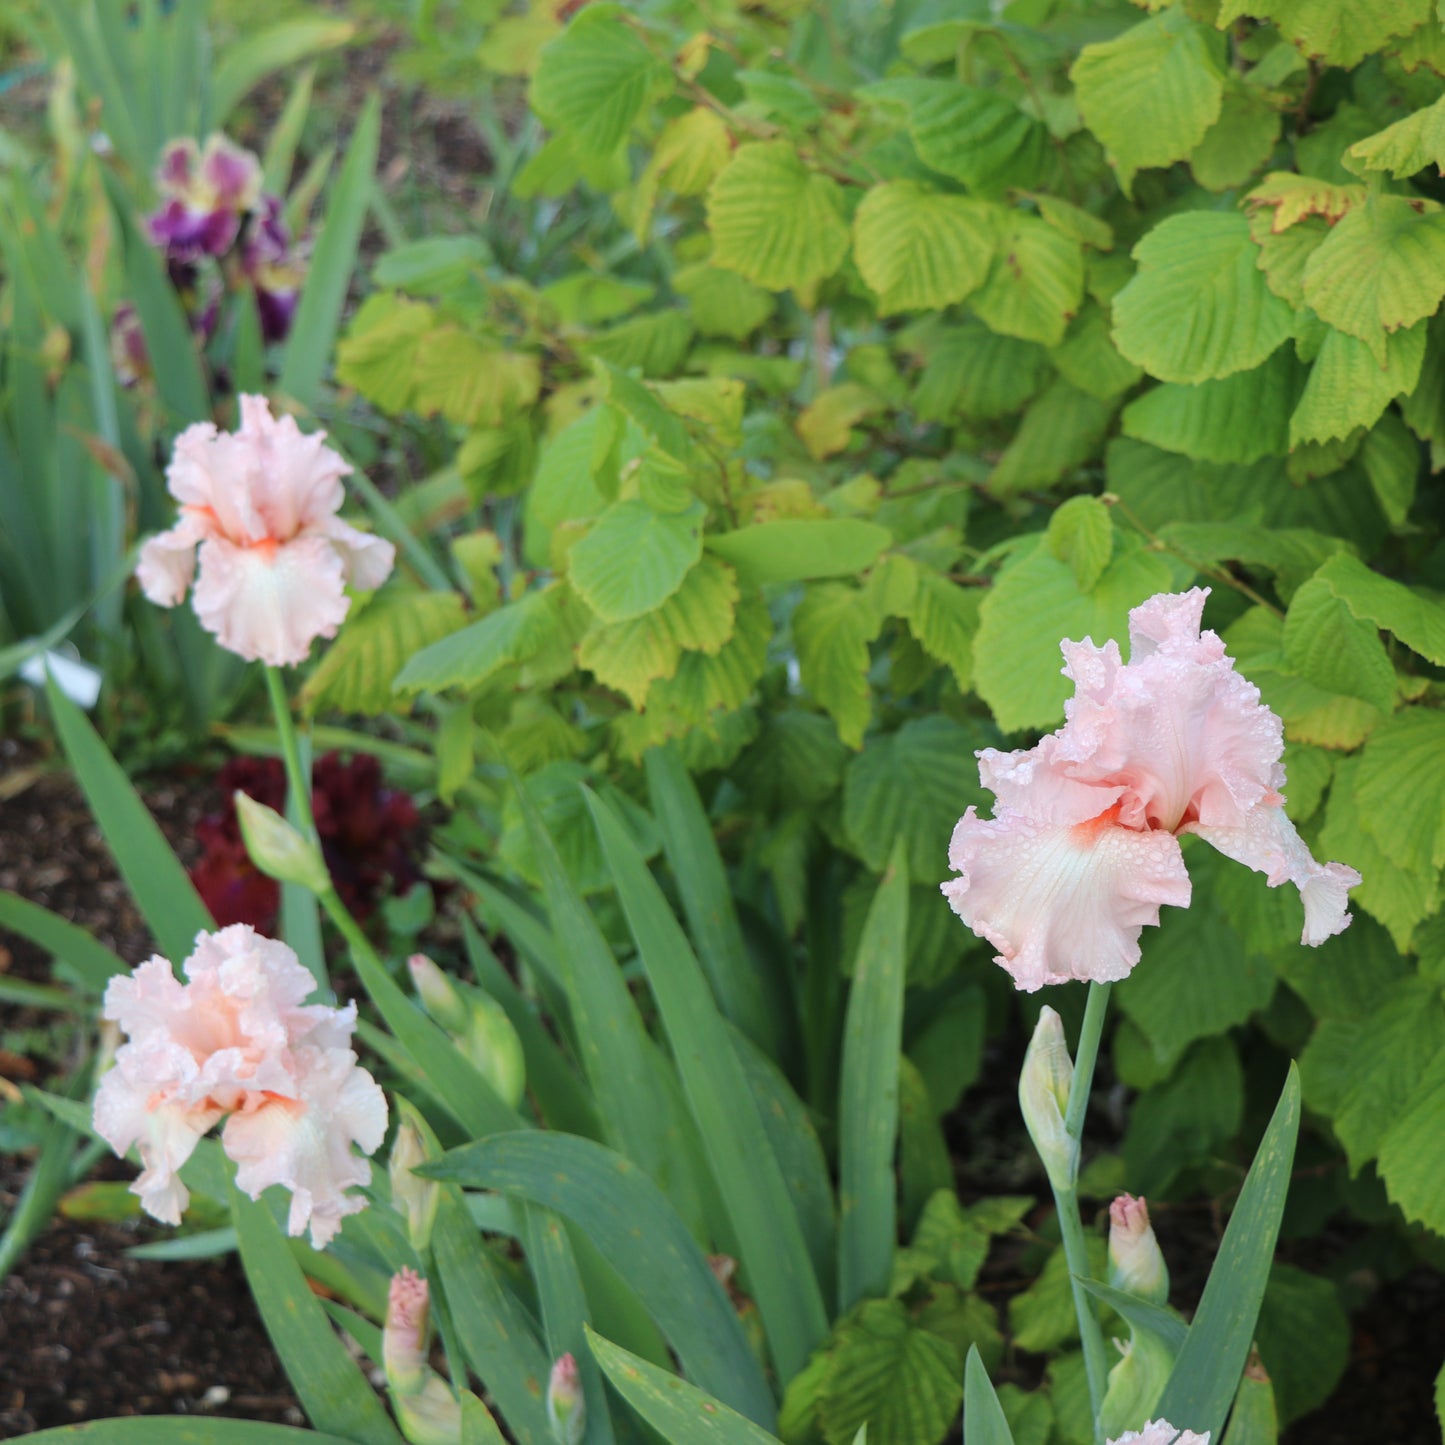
[412,332,542,427]
[1050,305,1144,402]
[1046,497,1109,586]
[278,94,380,409]
[395,587,574,694]
[1281,577,1397,714]
[303,591,466,715]
[1220,1365,1279,1445]
[793,582,884,748]
[1216,0,1431,69]
[1348,92,1445,177]
[1254,1265,1349,1427]
[587,789,829,1384]
[1331,980,1445,1172]
[973,539,1175,732]
[577,610,680,708]
[1302,197,1445,364]
[1359,413,1420,528]
[1190,78,1281,191]
[908,83,1049,196]
[989,382,1114,496]
[530,5,672,157]
[569,500,704,622]
[432,1195,554,1445]
[842,716,988,878]
[895,562,981,690]
[425,1134,775,1426]
[45,672,212,964]
[707,141,851,292]
[1121,350,1305,464]
[910,323,1049,422]
[1124,1037,1244,1196]
[674,263,777,340]
[1290,321,1427,446]
[1071,10,1225,192]
[963,1346,1017,1445]
[22,1425,362,1445]
[231,1187,404,1445]
[588,1328,782,1445]
[1311,551,1445,665]
[817,1300,962,1445]
[335,294,433,414]
[645,744,779,1057]
[1113,212,1294,384]
[1318,756,1439,950]
[838,847,909,1310]
[211,17,355,122]
[707,518,891,584]
[796,383,886,459]
[1250,213,1329,309]
[0,891,127,993]
[852,182,994,315]
[1155,1066,1301,1442]
[1355,707,1445,876]
[1377,1043,1445,1236]
[971,215,1085,347]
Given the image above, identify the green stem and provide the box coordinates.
[264,665,316,841]
[1056,981,1114,1443]
[318,883,382,972]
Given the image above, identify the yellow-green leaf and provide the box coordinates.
[852,182,995,315]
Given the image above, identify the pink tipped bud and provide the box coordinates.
[408,954,469,1034]
[1108,1194,1170,1306]
[384,1268,431,1396]
[547,1353,585,1445]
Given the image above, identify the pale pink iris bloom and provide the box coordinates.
[93,925,387,1247]
[1109,1424,1209,1445]
[136,395,395,666]
[943,589,1360,992]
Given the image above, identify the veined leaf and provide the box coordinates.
[971,215,1084,347]
[1290,321,1426,446]
[707,519,890,584]
[853,182,994,315]
[1355,707,1445,876]
[908,82,1050,196]
[1072,9,1225,192]
[910,323,1049,421]
[1191,78,1280,191]
[1046,496,1113,592]
[707,141,850,292]
[794,582,884,748]
[1302,197,1445,364]
[1215,0,1430,70]
[530,4,672,157]
[1113,211,1294,384]
[303,591,467,715]
[1122,350,1304,463]
[411,332,542,427]
[1311,552,1445,665]
[569,499,704,623]
[1349,91,1445,177]
[1377,1044,1445,1236]
[989,381,1113,495]
[1281,577,1397,714]
[1246,172,1364,231]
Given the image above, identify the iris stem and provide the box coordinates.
[264,665,317,842]
[1053,980,1113,1443]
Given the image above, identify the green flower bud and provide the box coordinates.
[233,791,329,894]
[408,954,470,1034]
[547,1353,586,1445]
[1019,1006,1078,1192]
[1108,1194,1170,1305]
[389,1098,441,1253]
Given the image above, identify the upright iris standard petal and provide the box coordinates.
[93,925,386,1247]
[137,395,395,665]
[943,588,1360,990]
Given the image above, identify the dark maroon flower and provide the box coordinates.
[189,752,425,934]
[146,135,262,263]
[110,303,149,387]
[241,195,305,344]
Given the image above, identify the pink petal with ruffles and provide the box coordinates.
[192,534,349,666]
[319,513,397,591]
[1109,1423,1210,1445]
[943,804,1192,991]
[1187,804,1361,945]
[223,1046,388,1247]
[136,513,210,606]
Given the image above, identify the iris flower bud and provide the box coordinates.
[1019,1006,1077,1192]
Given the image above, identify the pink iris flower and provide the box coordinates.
[1109,1425,1210,1445]
[93,925,387,1247]
[136,395,395,666]
[943,589,1360,992]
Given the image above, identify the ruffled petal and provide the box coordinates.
[223,1046,387,1247]
[1187,804,1360,945]
[191,534,349,665]
[236,395,350,537]
[942,805,1193,991]
[316,514,397,592]
[136,514,210,607]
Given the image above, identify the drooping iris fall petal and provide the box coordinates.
[944,588,1360,991]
